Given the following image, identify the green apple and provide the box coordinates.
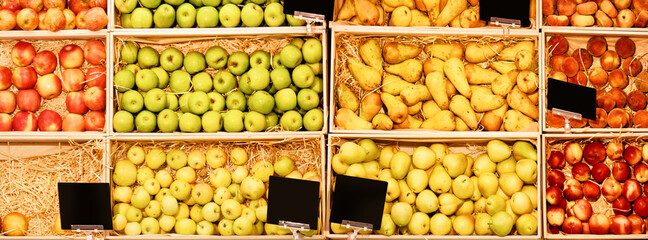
[233,217,253,235]
[202,111,223,132]
[244,111,265,132]
[113,202,131,215]
[248,91,274,114]
[120,41,139,64]
[144,178,161,196]
[113,213,127,231]
[307,62,323,75]
[250,50,270,69]
[263,2,284,27]
[279,110,302,131]
[310,76,323,93]
[302,39,323,64]
[221,199,242,220]
[126,206,143,222]
[230,147,248,165]
[135,110,157,132]
[127,145,145,165]
[191,183,213,205]
[151,67,169,88]
[196,221,215,235]
[213,71,236,93]
[188,91,210,115]
[228,184,244,202]
[138,46,160,69]
[296,88,319,111]
[124,64,141,74]
[179,92,192,112]
[205,46,228,69]
[176,3,197,28]
[240,176,265,200]
[231,166,248,184]
[265,112,278,130]
[226,91,246,111]
[153,3,175,27]
[273,156,294,177]
[279,44,302,69]
[302,108,323,131]
[158,215,176,233]
[218,219,234,236]
[145,148,166,170]
[196,6,219,27]
[170,179,192,200]
[120,13,133,28]
[144,88,167,112]
[164,0,183,6]
[274,88,296,111]
[114,70,136,93]
[202,202,220,222]
[219,4,241,27]
[207,92,226,111]
[116,0,138,13]
[213,187,231,205]
[179,112,202,132]
[238,72,254,95]
[166,149,188,170]
[291,64,315,88]
[202,0,220,6]
[286,14,306,26]
[113,111,135,132]
[156,172,173,189]
[206,148,227,168]
[184,51,206,74]
[250,160,273,182]
[187,150,206,170]
[240,3,263,27]
[222,108,245,132]
[157,109,178,132]
[160,47,184,72]
[270,68,291,90]
[124,222,141,235]
[140,217,160,235]
[175,202,190,219]
[227,51,249,76]
[246,67,270,90]
[175,218,196,235]
[140,0,161,9]
[170,70,192,93]
[136,167,155,185]
[113,160,137,186]
[210,168,232,188]
[290,38,304,48]
[121,90,144,113]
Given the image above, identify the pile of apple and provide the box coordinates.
[330,139,538,236]
[0,212,29,236]
[0,40,106,131]
[112,37,324,133]
[0,0,108,31]
[546,34,648,129]
[111,144,321,235]
[335,37,539,131]
[543,0,648,27]
[115,0,307,28]
[546,140,648,234]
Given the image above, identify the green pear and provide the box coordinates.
[347,58,381,91]
[474,197,487,213]
[510,192,532,215]
[472,154,496,177]
[455,200,474,216]
[358,39,382,71]
[452,175,473,200]
[378,170,392,180]
[384,59,423,83]
[428,165,451,194]
[339,142,366,165]
[412,146,436,170]
[515,159,537,184]
[358,139,380,162]
[331,154,349,175]
[438,193,463,215]
[429,213,452,235]
[390,202,413,227]
[430,143,448,162]
[379,146,397,169]
[442,153,467,178]
[487,139,511,163]
[505,200,519,223]
[452,214,475,235]
[390,151,411,180]
[415,189,438,213]
[113,160,137,186]
[489,211,514,236]
[470,176,482,201]
[345,163,366,178]
[512,141,537,161]
[516,213,537,235]
[363,161,380,178]
[398,180,416,204]
[377,213,396,236]
[464,155,474,177]
[474,213,493,235]
[521,185,538,209]
[406,169,428,193]
[407,212,430,235]
[478,172,498,198]
[499,172,523,197]
[485,195,505,215]
[496,156,516,175]
[385,178,400,202]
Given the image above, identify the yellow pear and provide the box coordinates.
[455,117,470,131]
[347,58,381,91]
[428,165,452,194]
[470,86,505,112]
[459,8,481,28]
[359,92,382,121]
[389,6,412,26]
[491,61,517,74]
[383,0,415,8]
[435,0,467,26]
[372,113,393,130]
[385,59,423,83]
[359,39,383,71]
[381,93,409,124]
[383,42,422,64]
[424,43,464,61]
[421,100,441,119]
[398,180,417,204]
[443,58,471,98]
[407,101,422,115]
[376,6,386,25]
[353,0,380,25]
[465,64,500,84]
[382,75,413,95]
[465,42,504,63]
[423,58,445,75]
[449,95,478,130]
[381,0,396,12]
[336,84,360,112]
[420,110,455,131]
[507,88,538,120]
[491,70,518,96]
[425,72,449,109]
[410,10,432,26]
[400,84,431,106]
[422,0,440,12]
[337,0,356,21]
[503,109,535,132]
[498,41,535,61]
[335,108,372,130]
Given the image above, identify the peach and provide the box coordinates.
[589,108,608,128]
[571,14,595,26]
[608,108,629,128]
[610,88,628,108]
[635,71,648,92]
[572,49,593,71]
[635,10,648,27]
[589,67,609,88]
[571,117,588,128]
[595,10,614,27]
[549,71,568,81]
[597,90,616,112]
[633,110,648,127]
[550,55,568,72]
[635,0,648,11]
[615,37,636,59]
[609,69,629,89]
[587,36,608,57]
[544,0,558,16]
[563,57,580,77]
[627,90,647,111]
[558,0,578,16]
[568,71,588,85]
[577,1,598,15]
[617,9,636,27]
[547,110,567,128]
[600,50,621,71]
[622,58,642,77]
[600,0,619,18]
[614,0,632,9]
[547,15,571,26]
[548,35,570,55]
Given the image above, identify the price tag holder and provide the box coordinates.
[480,0,531,35]
[283,0,332,34]
[330,175,387,240]
[58,183,112,240]
[267,176,320,240]
[547,78,597,133]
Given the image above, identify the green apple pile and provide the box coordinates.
[330,139,539,236]
[112,37,325,133]
[111,144,321,235]
[116,0,308,28]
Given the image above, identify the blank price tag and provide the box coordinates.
[283,0,334,21]
[547,78,597,120]
[480,0,531,27]
[330,175,387,230]
[267,176,320,230]
[58,183,113,230]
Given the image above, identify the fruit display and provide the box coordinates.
[329,138,539,236]
[0,40,107,132]
[112,35,325,133]
[544,135,648,235]
[115,0,308,28]
[109,138,323,235]
[545,34,648,130]
[0,0,108,31]
[0,140,105,236]
[335,0,537,27]
[543,0,648,27]
[333,33,540,131]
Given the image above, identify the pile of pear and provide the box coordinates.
[336,0,484,27]
[111,144,321,236]
[335,37,540,131]
[330,139,539,236]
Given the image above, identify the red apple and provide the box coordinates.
[0,9,17,31]
[67,0,89,14]
[44,7,64,32]
[83,86,105,111]
[547,185,564,205]
[565,142,583,164]
[628,214,645,234]
[32,51,57,76]
[584,142,606,165]
[0,66,12,90]
[16,89,40,112]
[0,113,12,131]
[35,73,61,99]
[84,110,103,131]
[88,0,106,9]
[61,68,85,92]
[62,113,84,131]
[66,91,87,114]
[624,145,642,166]
[634,163,648,183]
[634,196,648,217]
[613,161,631,182]
[562,216,583,234]
[548,150,566,168]
[37,109,61,131]
[589,213,610,234]
[11,66,37,89]
[614,196,632,215]
[59,44,84,69]
[623,179,642,202]
[0,91,16,113]
[583,180,601,200]
[564,179,584,201]
[11,41,35,67]
[572,199,593,221]
[610,215,632,234]
[582,222,591,234]
[572,162,591,182]
[607,141,625,160]
[548,206,566,226]
[43,0,64,10]
[75,8,87,29]
[1,0,21,12]
[85,66,105,88]
[548,169,567,188]
[37,10,46,30]
[83,40,105,65]
[83,7,107,31]
[12,110,37,131]
[63,9,75,30]
[19,0,43,11]
[602,177,623,202]
[592,162,611,183]
[15,8,38,30]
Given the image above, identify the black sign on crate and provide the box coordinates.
[267,176,320,231]
[547,78,597,120]
[330,175,387,232]
[58,183,112,231]
[480,0,531,27]
[283,0,334,21]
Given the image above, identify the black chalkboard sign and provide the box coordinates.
[547,78,597,120]
[480,0,531,27]
[283,0,334,21]
[330,175,387,230]
[267,176,320,230]
[58,183,113,230]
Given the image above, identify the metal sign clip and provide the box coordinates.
[294,11,325,35]
[279,220,310,240]
[552,108,583,134]
[342,220,373,240]
[490,17,521,36]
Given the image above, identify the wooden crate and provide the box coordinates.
[329,26,542,137]
[326,133,542,239]
[107,135,326,239]
[541,0,648,30]
[542,29,648,133]
[542,133,648,239]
